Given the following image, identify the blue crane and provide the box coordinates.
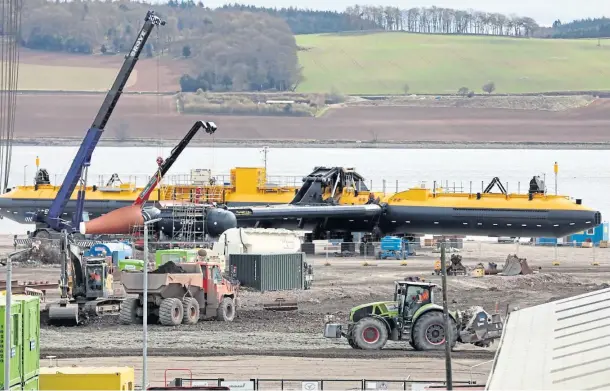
[34,10,165,237]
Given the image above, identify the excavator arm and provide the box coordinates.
[44,11,166,232]
[134,121,217,206]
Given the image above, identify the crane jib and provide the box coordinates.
[42,10,166,233]
[130,29,149,58]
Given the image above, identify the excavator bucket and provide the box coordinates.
[499,254,533,276]
[263,297,298,311]
[519,259,534,275]
[46,302,80,326]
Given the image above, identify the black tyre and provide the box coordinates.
[217,297,236,322]
[352,317,388,350]
[412,311,457,351]
[182,297,200,325]
[119,298,140,325]
[347,338,361,349]
[159,298,183,326]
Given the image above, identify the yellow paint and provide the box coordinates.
[400,261,408,266]
[0,167,298,205]
[39,366,134,391]
[386,187,593,211]
[552,261,561,266]
[554,162,559,175]
[1,167,593,213]
[35,156,40,168]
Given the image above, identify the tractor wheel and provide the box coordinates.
[412,311,457,351]
[119,298,140,325]
[352,317,388,350]
[347,337,361,349]
[217,297,236,322]
[159,298,183,326]
[182,297,200,325]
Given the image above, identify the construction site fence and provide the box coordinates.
[169,377,480,390]
[20,171,552,196]
[306,238,610,265]
[12,235,610,266]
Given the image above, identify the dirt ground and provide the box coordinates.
[13,93,610,145]
[3,240,608,360]
[19,48,184,92]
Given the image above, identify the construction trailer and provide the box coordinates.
[1,295,40,390]
[567,222,609,246]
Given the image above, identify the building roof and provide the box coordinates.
[486,287,610,390]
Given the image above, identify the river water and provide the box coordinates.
[2,146,608,234]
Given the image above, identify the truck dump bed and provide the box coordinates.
[121,263,204,297]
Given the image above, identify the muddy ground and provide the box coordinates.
[4,240,608,362]
[13,93,610,146]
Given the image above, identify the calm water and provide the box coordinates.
[2,147,609,234]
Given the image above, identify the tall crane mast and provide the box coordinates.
[42,10,165,233]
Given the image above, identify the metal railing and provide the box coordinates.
[15,171,559,198]
[169,377,479,391]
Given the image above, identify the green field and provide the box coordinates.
[18,63,126,91]
[295,32,610,95]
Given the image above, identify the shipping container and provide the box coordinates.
[0,297,23,389]
[229,253,306,292]
[40,366,135,391]
[13,295,40,382]
[22,376,38,391]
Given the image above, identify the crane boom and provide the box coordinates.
[134,121,217,206]
[45,11,165,232]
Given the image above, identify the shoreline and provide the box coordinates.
[12,137,610,150]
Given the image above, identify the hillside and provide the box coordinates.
[16,32,610,95]
[295,32,610,94]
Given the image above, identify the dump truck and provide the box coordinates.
[324,280,503,351]
[119,261,238,326]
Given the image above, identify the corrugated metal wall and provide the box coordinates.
[229,253,305,292]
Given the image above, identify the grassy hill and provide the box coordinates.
[295,32,610,95]
[15,32,610,95]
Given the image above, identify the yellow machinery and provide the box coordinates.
[2,167,296,205]
[39,367,135,391]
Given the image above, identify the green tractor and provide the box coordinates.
[323,281,503,351]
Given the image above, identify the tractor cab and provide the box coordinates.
[394,281,435,319]
[394,281,437,338]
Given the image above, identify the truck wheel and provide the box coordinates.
[182,297,200,325]
[217,297,236,322]
[412,311,457,351]
[119,298,140,325]
[159,298,183,326]
[352,318,388,350]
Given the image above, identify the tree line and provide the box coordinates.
[218,4,378,34]
[344,5,540,37]
[548,18,610,38]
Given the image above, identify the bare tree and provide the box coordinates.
[457,87,469,96]
[482,81,496,94]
